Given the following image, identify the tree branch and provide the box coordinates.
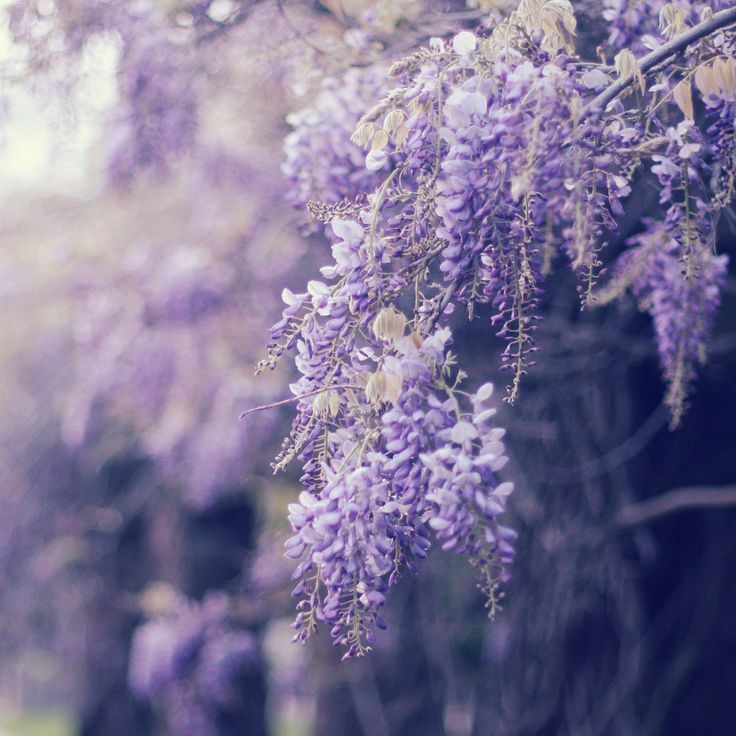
[616,485,736,528]
[591,6,736,110]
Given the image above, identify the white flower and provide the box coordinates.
[451,421,479,444]
[281,288,299,306]
[474,382,495,403]
[580,69,609,90]
[307,280,329,298]
[492,482,514,497]
[452,31,477,56]
[366,149,389,171]
[444,89,487,128]
[307,280,331,314]
[679,143,701,160]
[331,218,364,243]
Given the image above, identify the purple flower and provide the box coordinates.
[129,592,261,733]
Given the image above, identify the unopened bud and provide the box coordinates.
[659,5,687,39]
[366,370,403,405]
[614,49,638,83]
[695,63,718,97]
[351,122,377,148]
[383,109,406,136]
[673,79,694,120]
[313,390,340,417]
[714,57,736,95]
[371,129,389,151]
[372,307,407,342]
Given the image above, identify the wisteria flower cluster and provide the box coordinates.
[597,15,736,425]
[603,0,725,53]
[61,170,293,510]
[282,66,393,223]
[129,591,260,736]
[281,326,515,657]
[8,0,203,182]
[266,1,736,655]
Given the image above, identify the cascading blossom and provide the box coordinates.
[109,33,200,183]
[282,324,515,657]
[602,0,722,53]
[129,592,260,735]
[263,0,736,655]
[630,224,727,425]
[600,115,730,425]
[282,66,393,225]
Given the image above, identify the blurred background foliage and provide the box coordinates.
[0,1,735,735]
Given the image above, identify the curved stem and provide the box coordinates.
[590,6,736,111]
[240,384,363,417]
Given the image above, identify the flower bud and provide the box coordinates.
[372,307,407,342]
[614,48,645,94]
[695,63,719,97]
[313,390,339,417]
[714,58,736,95]
[694,58,736,100]
[371,129,389,151]
[673,79,693,120]
[351,122,376,148]
[452,31,476,56]
[383,109,406,136]
[659,4,687,39]
[366,370,403,405]
[614,49,638,83]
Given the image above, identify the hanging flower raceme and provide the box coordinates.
[631,223,727,426]
[282,326,515,657]
[282,66,393,227]
[129,591,261,735]
[599,117,730,425]
[261,0,736,655]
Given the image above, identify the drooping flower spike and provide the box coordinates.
[265,1,735,654]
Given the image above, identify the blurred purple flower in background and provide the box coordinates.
[0,2,736,735]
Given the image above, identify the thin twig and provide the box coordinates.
[544,403,668,485]
[195,2,260,46]
[239,383,363,418]
[425,276,463,333]
[276,0,328,56]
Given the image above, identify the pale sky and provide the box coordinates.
[0,8,119,194]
